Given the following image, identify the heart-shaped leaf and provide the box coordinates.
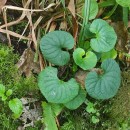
[64,88,86,110]
[116,0,130,7]
[89,19,117,52]
[85,59,121,99]
[9,98,23,118]
[73,48,97,70]
[40,31,75,66]
[38,67,79,103]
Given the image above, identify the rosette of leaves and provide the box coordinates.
[38,67,79,103]
[73,48,97,70]
[89,19,117,52]
[85,59,121,99]
[40,31,74,66]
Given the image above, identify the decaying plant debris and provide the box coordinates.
[0,0,130,130]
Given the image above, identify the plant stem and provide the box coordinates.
[79,0,90,44]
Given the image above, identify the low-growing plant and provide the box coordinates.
[38,1,122,128]
[0,44,40,128]
[0,83,23,119]
[85,100,100,124]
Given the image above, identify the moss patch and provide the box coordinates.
[109,71,130,126]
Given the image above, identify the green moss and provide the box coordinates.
[0,44,39,98]
[0,44,19,86]
[109,85,130,124]
[13,76,39,98]
[109,70,130,128]
[0,44,40,129]
[0,113,21,130]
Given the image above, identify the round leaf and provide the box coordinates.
[9,98,23,117]
[2,95,7,101]
[64,88,86,110]
[92,116,99,124]
[116,0,130,7]
[85,59,121,99]
[40,31,75,66]
[90,19,117,52]
[6,89,13,97]
[73,48,97,70]
[38,67,79,103]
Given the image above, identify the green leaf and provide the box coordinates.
[64,88,86,110]
[73,48,97,70]
[9,98,23,118]
[6,89,13,97]
[51,103,64,116]
[40,31,74,66]
[0,84,5,97]
[89,0,98,20]
[89,19,117,52]
[85,59,121,99]
[38,67,79,103]
[101,49,117,61]
[2,95,7,101]
[83,23,95,39]
[116,0,130,7]
[91,116,99,124]
[86,102,96,113]
[42,102,58,130]
[60,0,65,8]
[82,0,98,20]
[99,0,116,8]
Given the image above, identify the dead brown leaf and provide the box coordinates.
[75,70,88,87]
[0,0,7,14]
[111,22,128,52]
[16,48,40,77]
[59,20,67,30]
[68,0,78,44]
[68,0,75,18]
